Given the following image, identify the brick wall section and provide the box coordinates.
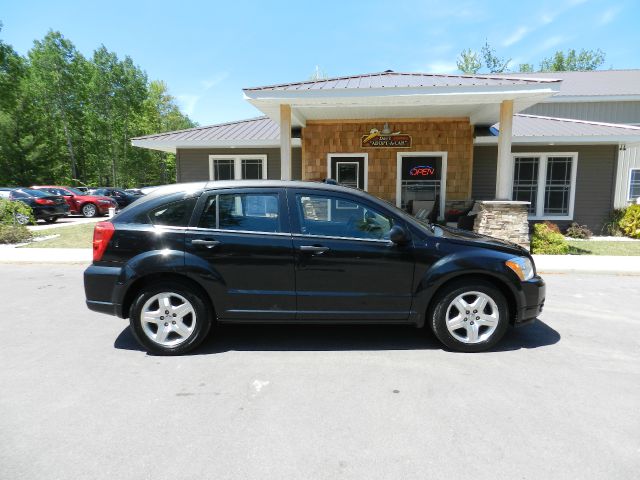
[301,119,474,203]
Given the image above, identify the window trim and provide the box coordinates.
[511,152,578,221]
[208,154,268,181]
[327,153,369,191]
[627,168,640,202]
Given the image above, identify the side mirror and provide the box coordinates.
[389,225,409,245]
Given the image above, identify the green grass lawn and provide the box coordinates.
[567,240,640,256]
[23,222,95,248]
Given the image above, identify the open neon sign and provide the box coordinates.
[409,165,435,176]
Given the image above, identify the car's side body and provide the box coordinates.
[90,188,141,209]
[84,181,545,333]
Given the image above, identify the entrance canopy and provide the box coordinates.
[243,71,562,126]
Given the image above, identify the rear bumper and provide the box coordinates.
[84,264,124,318]
[514,275,545,326]
[33,204,69,218]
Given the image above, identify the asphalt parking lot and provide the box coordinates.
[1,265,639,480]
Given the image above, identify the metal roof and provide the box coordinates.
[131,116,278,142]
[243,70,561,92]
[495,114,640,137]
[498,70,640,98]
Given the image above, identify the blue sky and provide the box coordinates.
[2,0,638,126]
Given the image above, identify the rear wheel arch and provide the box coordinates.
[426,273,518,326]
[122,272,215,320]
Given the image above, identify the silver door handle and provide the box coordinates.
[299,245,329,255]
[191,239,220,249]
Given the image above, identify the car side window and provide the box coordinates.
[198,193,280,233]
[145,197,197,226]
[296,194,394,240]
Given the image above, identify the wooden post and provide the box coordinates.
[280,104,292,181]
[495,99,514,200]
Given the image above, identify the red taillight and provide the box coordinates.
[93,221,115,262]
[35,198,55,205]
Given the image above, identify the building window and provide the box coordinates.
[629,169,640,202]
[512,153,578,220]
[209,155,267,181]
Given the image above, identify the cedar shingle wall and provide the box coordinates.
[301,120,474,203]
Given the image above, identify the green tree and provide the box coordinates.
[27,31,88,182]
[480,42,510,73]
[539,48,605,72]
[456,49,482,74]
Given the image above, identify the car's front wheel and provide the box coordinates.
[81,203,97,217]
[430,280,509,352]
[129,282,212,355]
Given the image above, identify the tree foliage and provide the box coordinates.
[0,27,195,188]
[456,42,607,74]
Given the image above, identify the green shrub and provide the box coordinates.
[602,208,626,236]
[565,222,592,239]
[542,221,561,233]
[531,222,569,255]
[619,204,640,239]
[0,199,35,226]
[0,224,32,244]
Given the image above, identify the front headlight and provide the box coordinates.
[505,257,534,281]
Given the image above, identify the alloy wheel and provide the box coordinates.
[140,292,197,347]
[82,203,97,217]
[445,291,499,344]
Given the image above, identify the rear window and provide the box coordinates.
[16,188,50,198]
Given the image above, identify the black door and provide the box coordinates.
[184,188,296,321]
[329,156,365,189]
[288,188,415,322]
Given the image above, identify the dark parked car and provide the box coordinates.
[32,186,116,217]
[84,181,545,355]
[0,187,69,223]
[90,188,141,209]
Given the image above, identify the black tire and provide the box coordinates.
[129,281,212,355]
[429,279,509,353]
[43,216,58,224]
[81,203,97,217]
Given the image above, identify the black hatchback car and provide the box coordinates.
[84,181,545,355]
[0,187,69,223]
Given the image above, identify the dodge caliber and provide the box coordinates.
[84,181,545,355]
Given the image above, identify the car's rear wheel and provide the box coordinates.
[129,282,212,355]
[81,203,97,217]
[43,216,58,224]
[430,280,509,352]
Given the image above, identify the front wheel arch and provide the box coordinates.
[122,273,215,321]
[425,273,518,327]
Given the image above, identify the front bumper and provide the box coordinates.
[33,204,69,219]
[96,202,116,214]
[514,275,545,326]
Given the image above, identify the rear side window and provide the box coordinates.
[147,198,197,226]
[198,193,280,233]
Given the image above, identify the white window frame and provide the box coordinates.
[327,153,369,191]
[511,152,578,221]
[396,151,448,220]
[208,154,268,181]
[628,168,640,202]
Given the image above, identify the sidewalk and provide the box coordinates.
[0,248,92,264]
[1,247,640,273]
[532,255,640,275]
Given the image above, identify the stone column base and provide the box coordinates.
[472,201,530,250]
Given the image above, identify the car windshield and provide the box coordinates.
[65,187,85,195]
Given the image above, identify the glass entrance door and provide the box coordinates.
[397,154,445,219]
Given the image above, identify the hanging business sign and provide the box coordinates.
[361,123,412,148]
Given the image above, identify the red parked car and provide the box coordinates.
[31,186,117,217]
